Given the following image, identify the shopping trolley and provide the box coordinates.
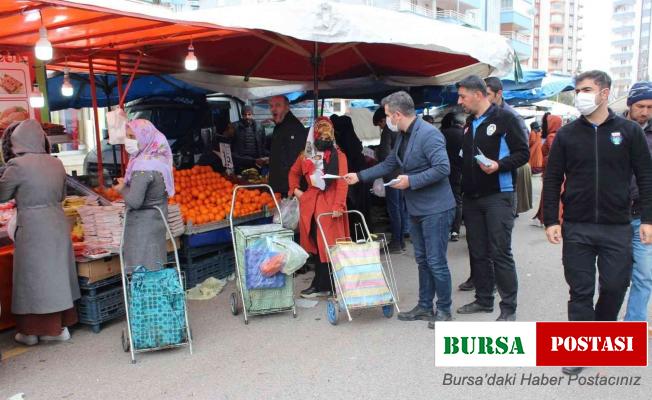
[229,184,297,324]
[119,206,193,363]
[316,210,400,325]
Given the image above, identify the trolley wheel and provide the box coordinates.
[382,304,394,319]
[327,298,339,326]
[230,292,238,316]
[121,329,130,352]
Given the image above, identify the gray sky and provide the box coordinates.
[580,0,612,73]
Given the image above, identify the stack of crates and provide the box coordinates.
[77,275,125,333]
[176,239,235,290]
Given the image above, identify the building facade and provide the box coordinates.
[530,0,583,75]
[499,0,535,66]
[610,0,652,97]
[197,0,502,32]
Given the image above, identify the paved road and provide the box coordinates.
[1,175,650,399]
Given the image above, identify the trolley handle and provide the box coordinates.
[316,210,372,244]
[229,184,281,230]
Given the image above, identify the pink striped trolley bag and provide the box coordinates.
[316,210,400,325]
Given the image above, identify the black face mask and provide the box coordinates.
[314,139,333,151]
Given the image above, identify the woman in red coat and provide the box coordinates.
[288,117,350,298]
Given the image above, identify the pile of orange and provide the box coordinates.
[94,186,122,202]
[170,165,280,225]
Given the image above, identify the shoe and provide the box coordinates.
[39,327,71,342]
[401,242,406,251]
[14,333,38,346]
[456,301,494,314]
[450,232,459,242]
[397,305,434,321]
[427,311,453,329]
[458,278,474,291]
[300,287,331,298]
[496,312,516,321]
[562,367,585,376]
[387,241,404,254]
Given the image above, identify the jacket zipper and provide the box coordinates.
[594,125,599,223]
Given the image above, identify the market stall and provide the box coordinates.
[0,0,517,335]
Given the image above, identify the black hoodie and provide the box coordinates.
[543,109,652,226]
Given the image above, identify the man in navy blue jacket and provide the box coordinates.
[455,75,529,322]
[344,91,456,325]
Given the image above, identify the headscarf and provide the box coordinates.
[545,114,562,136]
[10,119,49,155]
[125,119,175,197]
[302,116,338,190]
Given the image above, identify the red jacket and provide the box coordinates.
[288,149,350,262]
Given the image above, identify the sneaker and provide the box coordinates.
[14,333,38,346]
[458,278,474,291]
[496,312,516,321]
[300,287,331,299]
[427,311,453,329]
[456,301,494,314]
[39,327,71,342]
[387,241,404,254]
[450,232,459,242]
[397,305,434,321]
[561,367,585,376]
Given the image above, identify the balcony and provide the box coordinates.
[613,25,636,35]
[613,0,636,6]
[612,38,635,47]
[436,9,480,27]
[501,10,533,31]
[611,51,634,60]
[501,31,532,57]
[613,10,637,21]
[611,65,633,74]
[438,0,481,12]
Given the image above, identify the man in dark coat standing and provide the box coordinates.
[231,105,268,174]
[268,95,308,196]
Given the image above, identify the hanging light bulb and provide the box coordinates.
[61,68,73,97]
[34,26,53,61]
[29,84,45,108]
[184,43,198,71]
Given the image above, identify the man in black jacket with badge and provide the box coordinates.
[454,75,529,322]
[543,72,652,376]
[267,95,308,196]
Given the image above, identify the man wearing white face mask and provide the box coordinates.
[543,71,652,376]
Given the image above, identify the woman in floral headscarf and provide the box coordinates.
[114,119,174,271]
[288,117,350,298]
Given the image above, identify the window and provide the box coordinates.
[550,36,564,44]
[501,0,513,8]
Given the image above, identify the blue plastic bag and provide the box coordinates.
[245,240,286,290]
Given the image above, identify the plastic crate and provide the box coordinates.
[77,284,125,333]
[78,274,122,296]
[185,216,273,248]
[181,250,235,289]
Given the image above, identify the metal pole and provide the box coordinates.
[116,53,127,176]
[312,42,320,120]
[88,56,105,188]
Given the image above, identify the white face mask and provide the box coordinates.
[124,138,140,155]
[574,91,603,116]
[386,115,399,132]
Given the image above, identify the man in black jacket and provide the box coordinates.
[623,81,652,325]
[267,95,308,196]
[543,71,652,375]
[455,75,529,322]
[440,112,464,243]
[231,106,268,174]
